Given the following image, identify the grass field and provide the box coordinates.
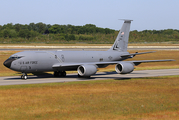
[0,76,179,119]
[0,50,178,77]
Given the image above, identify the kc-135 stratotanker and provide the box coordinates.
[3,20,174,79]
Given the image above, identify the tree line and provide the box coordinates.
[0,22,114,39]
[0,22,178,44]
[129,29,179,43]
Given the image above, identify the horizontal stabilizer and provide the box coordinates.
[120,51,156,60]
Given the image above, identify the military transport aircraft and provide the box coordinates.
[3,20,174,79]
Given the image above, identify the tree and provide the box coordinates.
[14,23,21,32]
[48,25,60,34]
[96,27,104,33]
[36,22,46,33]
[84,24,96,28]
[65,34,69,40]
[68,34,75,40]
[77,27,85,34]
[29,30,39,38]
[18,29,30,39]
[67,28,72,34]
[21,24,29,30]
[0,25,2,31]
[9,29,17,38]
[104,28,111,34]
[0,31,3,37]
[3,29,10,38]
[46,24,51,29]
[60,25,65,33]
[163,29,173,35]
[44,29,49,34]
[3,23,13,29]
[29,23,37,31]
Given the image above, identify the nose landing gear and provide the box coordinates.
[21,73,27,80]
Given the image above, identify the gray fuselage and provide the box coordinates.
[6,50,128,73]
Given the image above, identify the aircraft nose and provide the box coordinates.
[3,58,13,68]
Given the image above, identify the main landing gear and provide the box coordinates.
[21,73,27,80]
[54,71,66,77]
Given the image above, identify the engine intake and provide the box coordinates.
[77,65,97,77]
[115,62,134,74]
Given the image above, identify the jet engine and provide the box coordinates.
[77,65,97,77]
[115,62,134,74]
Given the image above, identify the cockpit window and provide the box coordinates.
[9,56,22,59]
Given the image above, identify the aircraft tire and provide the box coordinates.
[54,71,59,77]
[24,75,27,80]
[54,71,66,77]
[21,74,27,80]
[62,71,66,77]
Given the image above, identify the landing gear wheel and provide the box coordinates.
[62,71,66,77]
[21,73,27,80]
[54,71,59,77]
[24,75,27,80]
[54,71,66,77]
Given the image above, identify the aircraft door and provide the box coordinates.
[55,51,65,63]
[99,54,103,62]
[61,54,65,62]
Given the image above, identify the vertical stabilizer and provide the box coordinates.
[108,20,132,52]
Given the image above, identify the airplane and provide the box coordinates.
[3,20,174,80]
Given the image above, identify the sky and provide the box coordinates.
[0,0,179,31]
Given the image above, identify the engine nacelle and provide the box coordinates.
[115,62,134,74]
[77,65,97,77]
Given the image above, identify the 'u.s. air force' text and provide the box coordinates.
[19,61,38,64]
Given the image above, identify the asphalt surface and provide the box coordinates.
[0,69,178,86]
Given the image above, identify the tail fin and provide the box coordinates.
[108,19,132,52]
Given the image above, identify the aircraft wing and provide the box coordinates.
[126,59,175,66]
[52,59,174,68]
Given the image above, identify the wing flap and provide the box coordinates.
[52,63,80,68]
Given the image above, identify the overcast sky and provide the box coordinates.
[0,0,178,31]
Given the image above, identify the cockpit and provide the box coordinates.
[9,56,22,59]
[3,55,23,68]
